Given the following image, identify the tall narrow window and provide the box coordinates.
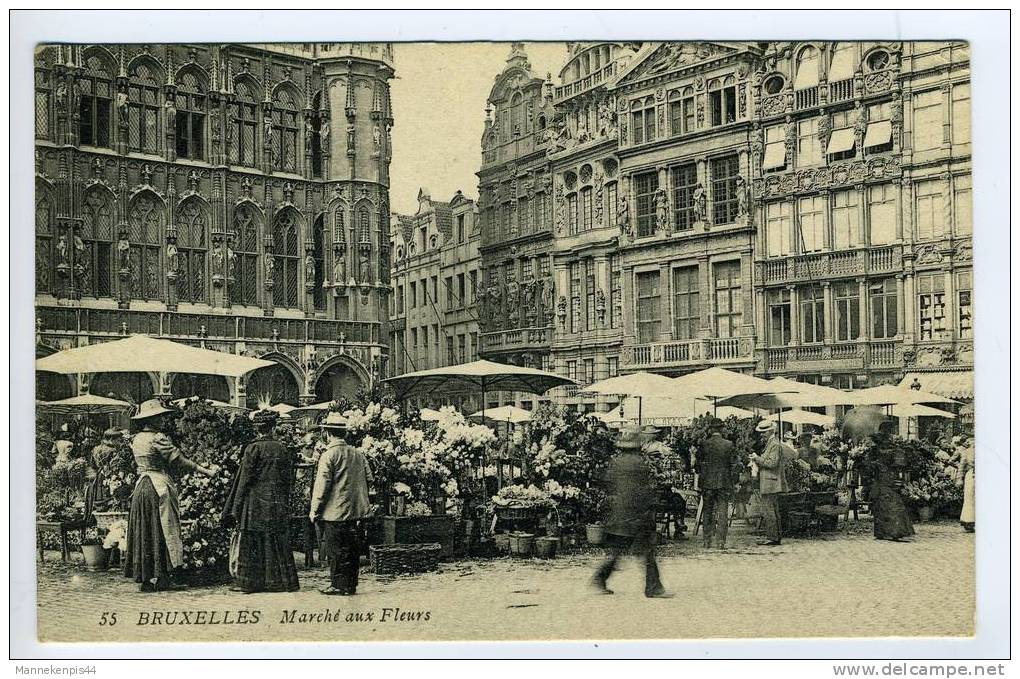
[671,163,697,232]
[631,97,655,144]
[834,281,861,341]
[954,175,972,236]
[175,199,207,303]
[274,211,300,308]
[952,83,971,145]
[175,72,205,160]
[868,184,897,244]
[609,254,621,329]
[312,215,326,310]
[799,285,825,344]
[127,64,161,154]
[567,193,578,235]
[917,273,947,341]
[272,89,299,173]
[635,270,661,344]
[794,46,820,90]
[580,188,593,232]
[832,189,860,250]
[517,196,529,234]
[912,89,943,151]
[634,171,658,237]
[768,289,792,346]
[710,155,740,225]
[310,92,323,178]
[797,195,826,253]
[915,179,947,240]
[668,92,683,136]
[35,68,51,139]
[35,192,53,294]
[230,82,258,167]
[869,279,898,339]
[231,204,260,306]
[127,195,163,300]
[709,84,736,126]
[584,258,596,331]
[569,262,581,333]
[957,270,972,339]
[766,201,792,257]
[682,94,696,133]
[604,182,617,229]
[763,125,787,172]
[457,214,466,242]
[713,261,742,338]
[828,42,857,83]
[671,265,700,340]
[865,101,893,154]
[78,55,113,148]
[79,190,115,298]
[797,117,822,167]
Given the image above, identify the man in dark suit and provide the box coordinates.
[697,418,739,549]
[591,426,672,598]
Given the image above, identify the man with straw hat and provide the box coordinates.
[750,419,792,546]
[591,425,672,598]
[310,412,374,596]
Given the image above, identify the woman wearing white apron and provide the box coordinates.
[122,400,218,591]
[957,437,975,533]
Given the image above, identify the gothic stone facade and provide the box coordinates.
[34,43,396,407]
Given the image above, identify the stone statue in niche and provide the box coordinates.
[735,175,749,219]
[373,125,382,149]
[227,245,237,281]
[117,231,131,272]
[116,90,129,121]
[346,123,356,151]
[55,81,67,113]
[333,247,346,284]
[166,241,179,276]
[654,187,670,235]
[164,99,176,135]
[56,234,69,267]
[304,253,315,286]
[319,119,330,150]
[264,252,275,284]
[693,183,708,223]
[617,191,631,238]
[358,247,371,283]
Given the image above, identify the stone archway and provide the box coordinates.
[246,362,302,408]
[170,374,231,402]
[90,372,157,405]
[313,356,369,403]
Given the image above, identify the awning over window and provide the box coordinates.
[762,141,787,170]
[899,371,974,400]
[864,120,893,148]
[826,127,856,154]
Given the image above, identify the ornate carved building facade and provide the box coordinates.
[34,42,396,407]
[388,189,481,410]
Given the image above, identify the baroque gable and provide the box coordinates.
[614,41,750,87]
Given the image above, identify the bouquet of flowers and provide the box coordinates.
[103,519,128,550]
[491,483,555,508]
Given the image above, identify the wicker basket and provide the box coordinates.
[494,505,543,522]
[369,543,442,575]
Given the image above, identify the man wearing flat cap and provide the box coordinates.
[697,418,738,550]
[310,412,373,595]
[591,426,672,598]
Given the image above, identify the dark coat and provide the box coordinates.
[604,451,657,538]
[698,433,738,491]
[222,438,296,533]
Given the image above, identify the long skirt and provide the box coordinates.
[871,481,915,541]
[234,527,299,593]
[960,470,975,525]
[123,477,174,588]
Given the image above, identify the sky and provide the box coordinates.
[388,42,567,215]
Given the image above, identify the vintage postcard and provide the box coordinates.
[30,37,977,645]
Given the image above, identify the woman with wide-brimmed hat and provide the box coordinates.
[123,399,219,591]
[221,408,300,593]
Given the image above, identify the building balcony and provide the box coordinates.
[763,339,903,374]
[757,245,902,286]
[480,326,551,353]
[36,306,381,346]
[553,61,619,102]
[624,336,755,371]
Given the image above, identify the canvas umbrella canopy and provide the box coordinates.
[35,334,276,378]
[890,403,957,419]
[37,394,135,416]
[841,406,890,442]
[580,372,682,424]
[289,401,339,418]
[468,405,532,424]
[723,377,857,410]
[419,408,444,421]
[764,409,835,427]
[171,396,248,414]
[673,367,794,401]
[599,395,755,426]
[383,360,574,400]
[266,403,297,418]
[850,384,957,407]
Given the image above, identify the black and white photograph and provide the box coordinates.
[9,8,1011,668]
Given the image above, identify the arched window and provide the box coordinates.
[175,71,205,160]
[35,191,52,294]
[127,63,161,154]
[312,215,326,310]
[357,207,372,283]
[230,204,260,306]
[310,92,323,178]
[828,43,857,82]
[78,55,113,148]
[230,81,258,167]
[79,189,115,298]
[794,46,820,90]
[272,88,299,173]
[510,92,523,135]
[333,206,346,243]
[35,64,51,139]
[273,210,300,308]
[175,199,207,303]
[631,97,655,144]
[127,194,163,300]
[358,207,371,243]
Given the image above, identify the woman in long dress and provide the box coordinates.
[868,430,915,542]
[123,400,218,591]
[221,409,299,593]
[957,438,975,532]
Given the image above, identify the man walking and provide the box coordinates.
[591,426,672,598]
[750,420,791,546]
[310,412,373,595]
[697,418,738,550]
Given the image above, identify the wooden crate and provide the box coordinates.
[378,515,456,560]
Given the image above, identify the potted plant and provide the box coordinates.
[80,527,108,571]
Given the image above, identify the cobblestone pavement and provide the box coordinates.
[31,521,973,643]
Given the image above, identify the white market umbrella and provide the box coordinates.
[469,405,532,424]
[851,384,957,407]
[419,407,444,421]
[609,395,755,426]
[289,401,338,418]
[581,372,682,424]
[36,335,275,378]
[673,367,794,402]
[266,403,297,418]
[171,396,248,414]
[37,394,135,416]
[764,409,835,427]
[724,377,858,410]
[890,403,957,419]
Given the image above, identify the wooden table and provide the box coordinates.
[37,520,86,563]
